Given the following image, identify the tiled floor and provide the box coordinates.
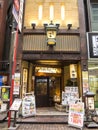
[17,107,68,123]
[36,107,68,116]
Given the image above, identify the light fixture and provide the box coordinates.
[31,23,36,29]
[67,24,72,30]
[84,91,95,111]
[43,23,48,29]
[55,24,60,29]
[70,64,77,79]
[45,21,58,46]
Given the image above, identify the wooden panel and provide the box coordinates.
[23,35,80,52]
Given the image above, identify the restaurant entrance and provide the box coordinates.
[35,76,61,107]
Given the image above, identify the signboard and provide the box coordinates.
[68,102,84,129]
[82,71,89,94]
[87,32,98,58]
[10,99,22,111]
[22,93,36,117]
[62,87,79,105]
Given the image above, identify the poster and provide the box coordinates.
[1,86,10,101]
[22,93,36,117]
[13,73,20,95]
[68,102,84,129]
[0,76,7,86]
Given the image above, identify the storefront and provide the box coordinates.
[21,60,82,108]
[87,32,98,108]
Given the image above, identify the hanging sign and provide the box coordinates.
[68,102,84,129]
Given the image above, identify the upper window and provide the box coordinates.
[91,3,98,31]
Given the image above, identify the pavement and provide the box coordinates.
[0,121,98,130]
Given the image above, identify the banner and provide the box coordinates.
[18,0,24,32]
[12,0,24,32]
[12,0,20,24]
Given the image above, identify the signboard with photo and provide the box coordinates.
[68,102,84,129]
[87,33,98,58]
[22,93,36,117]
[62,87,79,105]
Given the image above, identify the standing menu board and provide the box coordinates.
[22,93,36,117]
[68,102,84,129]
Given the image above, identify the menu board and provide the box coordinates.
[62,87,79,105]
[68,102,84,129]
[10,99,22,111]
[22,93,36,117]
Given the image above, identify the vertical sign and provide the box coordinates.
[13,73,20,95]
[82,71,89,94]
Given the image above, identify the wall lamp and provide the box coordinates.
[31,23,36,29]
[67,24,72,30]
[55,24,60,29]
[43,23,48,29]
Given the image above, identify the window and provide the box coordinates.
[61,5,65,20]
[91,3,98,31]
[38,5,43,20]
[50,5,54,20]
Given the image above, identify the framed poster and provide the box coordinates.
[22,68,28,97]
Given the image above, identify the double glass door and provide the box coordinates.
[35,76,61,107]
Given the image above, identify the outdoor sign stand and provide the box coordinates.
[68,99,84,130]
[8,99,22,130]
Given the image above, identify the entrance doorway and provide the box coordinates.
[35,76,49,107]
[35,76,61,107]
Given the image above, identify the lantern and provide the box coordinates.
[45,21,58,46]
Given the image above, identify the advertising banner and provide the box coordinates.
[68,102,84,129]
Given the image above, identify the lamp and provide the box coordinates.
[84,91,95,111]
[43,23,48,29]
[45,21,58,46]
[55,24,60,29]
[31,23,36,29]
[67,24,72,30]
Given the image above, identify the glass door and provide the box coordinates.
[35,76,49,107]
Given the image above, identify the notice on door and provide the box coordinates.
[68,102,84,129]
